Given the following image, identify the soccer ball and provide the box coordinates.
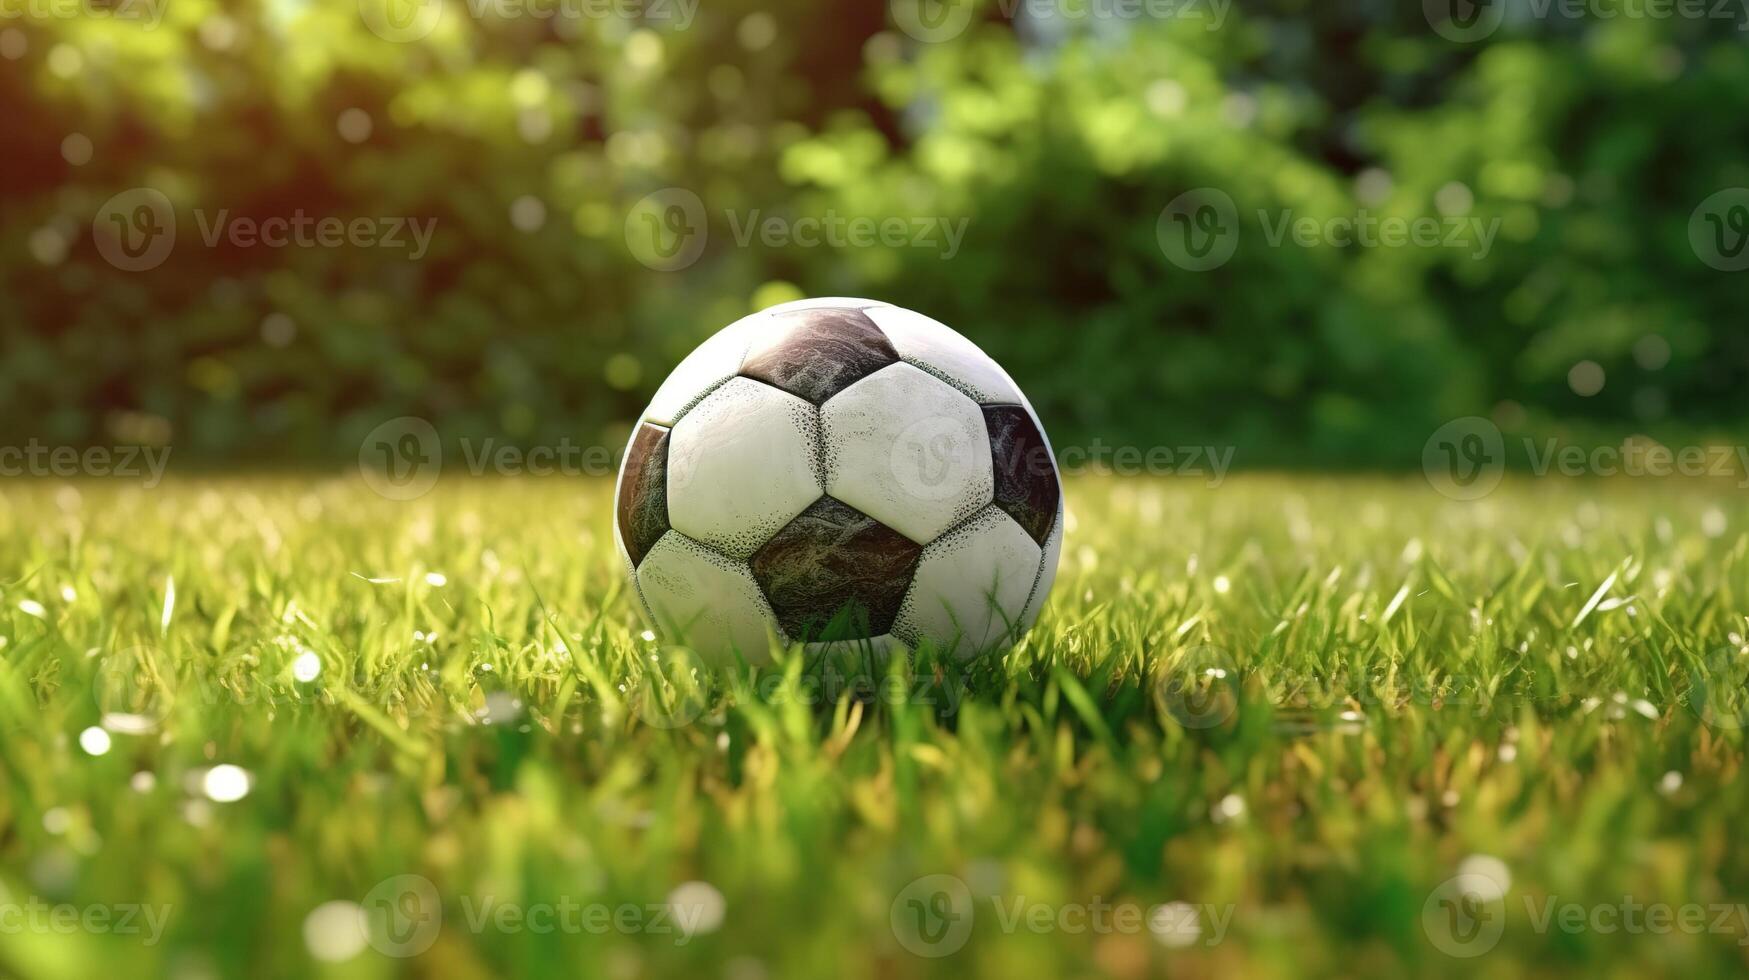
[613,297,1062,662]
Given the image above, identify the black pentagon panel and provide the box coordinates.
[983,405,1059,546]
[739,307,900,405]
[749,496,922,640]
[616,422,671,567]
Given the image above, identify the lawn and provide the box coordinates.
[1,474,1746,979]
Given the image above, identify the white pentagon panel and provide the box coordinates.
[668,377,824,559]
[862,305,1023,405]
[1020,499,1064,631]
[642,315,759,427]
[893,506,1042,657]
[820,362,993,545]
[636,531,782,663]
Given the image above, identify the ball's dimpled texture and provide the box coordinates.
[614,297,1062,662]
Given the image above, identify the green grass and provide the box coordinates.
[2,474,1748,979]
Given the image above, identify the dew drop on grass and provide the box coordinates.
[203,765,252,803]
[131,772,156,793]
[1659,771,1683,795]
[304,901,368,962]
[1213,793,1246,823]
[1701,508,1727,538]
[1456,854,1511,901]
[1213,575,1231,595]
[425,572,448,587]
[666,881,726,937]
[292,650,322,683]
[1148,901,1202,948]
[79,727,111,756]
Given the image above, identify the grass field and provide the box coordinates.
[1,473,1747,979]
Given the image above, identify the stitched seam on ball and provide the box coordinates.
[899,355,985,404]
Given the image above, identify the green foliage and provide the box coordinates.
[1,3,1746,461]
